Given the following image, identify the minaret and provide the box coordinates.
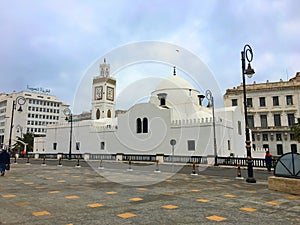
[91,59,116,120]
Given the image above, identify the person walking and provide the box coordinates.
[265,150,272,172]
[0,149,10,176]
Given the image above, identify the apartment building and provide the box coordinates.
[0,91,68,149]
[224,72,300,156]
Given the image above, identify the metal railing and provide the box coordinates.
[89,154,116,160]
[164,155,207,164]
[216,156,278,168]
[122,154,156,162]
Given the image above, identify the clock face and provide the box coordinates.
[95,86,103,100]
[107,86,114,101]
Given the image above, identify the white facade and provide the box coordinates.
[224,72,300,156]
[0,91,68,150]
[34,62,246,160]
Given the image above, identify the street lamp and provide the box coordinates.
[16,125,23,138]
[63,108,73,160]
[8,96,26,154]
[241,44,256,183]
[206,90,217,166]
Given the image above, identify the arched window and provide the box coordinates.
[136,118,142,133]
[96,109,100,119]
[143,117,148,133]
[107,109,111,118]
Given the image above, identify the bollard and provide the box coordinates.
[75,157,81,168]
[127,159,133,171]
[26,156,31,165]
[154,160,161,173]
[235,163,244,180]
[57,157,63,167]
[13,155,17,164]
[98,159,104,169]
[41,156,47,166]
[190,161,198,176]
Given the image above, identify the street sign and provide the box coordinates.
[170,139,176,146]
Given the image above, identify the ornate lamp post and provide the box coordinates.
[241,44,256,183]
[63,108,73,160]
[205,90,217,166]
[8,96,26,153]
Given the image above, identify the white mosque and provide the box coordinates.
[34,60,246,163]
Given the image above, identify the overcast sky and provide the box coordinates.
[1,0,299,113]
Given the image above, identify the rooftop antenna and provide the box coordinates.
[173,66,176,76]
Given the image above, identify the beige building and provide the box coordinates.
[224,72,300,156]
[0,91,68,150]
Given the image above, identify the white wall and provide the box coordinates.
[38,103,245,158]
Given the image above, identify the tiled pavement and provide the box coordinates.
[0,161,299,225]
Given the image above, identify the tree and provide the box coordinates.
[12,133,34,153]
[291,120,300,142]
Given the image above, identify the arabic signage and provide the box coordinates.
[27,85,51,94]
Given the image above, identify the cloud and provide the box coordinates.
[0,0,299,113]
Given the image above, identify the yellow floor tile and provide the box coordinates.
[15,201,31,206]
[24,182,34,185]
[117,212,137,218]
[286,195,299,200]
[57,180,66,183]
[2,194,16,198]
[197,199,210,203]
[265,201,280,205]
[224,194,235,198]
[87,203,104,208]
[48,191,60,194]
[246,190,256,194]
[35,186,46,189]
[191,189,201,192]
[106,191,117,195]
[32,211,51,216]
[136,188,147,191]
[65,195,79,199]
[240,207,257,212]
[206,215,227,222]
[161,204,179,209]
[130,197,143,201]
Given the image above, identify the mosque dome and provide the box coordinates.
[150,72,200,106]
[149,68,212,120]
[154,75,196,92]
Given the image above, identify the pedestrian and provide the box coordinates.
[21,150,26,158]
[265,150,272,172]
[0,149,10,176]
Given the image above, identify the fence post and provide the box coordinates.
[41,156,46,166]
[127,158,133,171]
[235,163,244,180]
[98,159,104,169]
[191,161,198,175]
[26,156,31,165]
[154,160,161,173]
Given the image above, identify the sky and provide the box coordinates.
[1,0,300,113]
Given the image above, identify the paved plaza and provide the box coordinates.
[0,159,299,225]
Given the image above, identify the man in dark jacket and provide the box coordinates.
[0,149,10,176]
[265,151,272,172]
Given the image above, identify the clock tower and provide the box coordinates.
[92,59,116,120]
